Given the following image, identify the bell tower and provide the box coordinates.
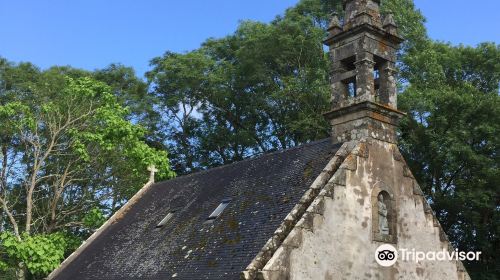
[324,0,405,144]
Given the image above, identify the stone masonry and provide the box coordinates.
[323,0,404,144]
[251,139,471,280]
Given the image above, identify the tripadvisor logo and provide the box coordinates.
[375,244,481,267]
[375,244,398,267]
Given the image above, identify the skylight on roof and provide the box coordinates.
[156,210,176,228]
[207,199,231,221]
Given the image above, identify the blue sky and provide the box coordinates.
[0,0,498,78]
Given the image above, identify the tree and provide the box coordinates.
[147,1,335,173]
[147,0,427,173]
[147,51,215,173]
[93,64,162,134]
[0,61,174,279]
[399,42,500,279]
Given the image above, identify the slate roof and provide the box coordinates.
[53,139,341,280]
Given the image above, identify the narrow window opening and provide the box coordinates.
[156,210,177,228]
[373,57,384,103]
[341,56,356,71]
[374,68,381,102]
[206,199,231,221]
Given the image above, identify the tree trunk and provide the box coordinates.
[16,262,26,280]
[0,209,4,232]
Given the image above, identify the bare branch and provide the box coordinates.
[0,196,21,240]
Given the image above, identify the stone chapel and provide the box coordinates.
[48,0,471,279]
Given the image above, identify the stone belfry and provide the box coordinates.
[323,0,405,144]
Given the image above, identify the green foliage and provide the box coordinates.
[82,208,106,230]
[399,42,500,279]
[0,232,68,276]
[147,0,427,175]
[380,0,428,51]
[0,258,8,272]
[0,61,175,279]
[402,42,500,92]
[65,76,172,180]
[148,0,333,173]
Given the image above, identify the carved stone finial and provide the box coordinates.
[147,165,159,183]
[343,0,382,30]
[383,13,398,35]
[327,12,343,36]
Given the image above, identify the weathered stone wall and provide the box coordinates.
[324,101,405,145]
[259,140,470,280]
